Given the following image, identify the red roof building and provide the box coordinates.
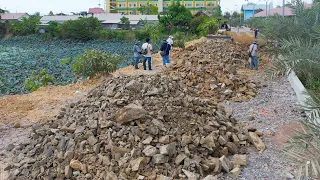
[0,13,29,21]
[253,4,312,18]
[88,8,105,14]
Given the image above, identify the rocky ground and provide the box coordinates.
[222,73,303,180]
[0,37,303,180]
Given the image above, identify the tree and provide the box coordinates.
[158,1,193,31]
[9,16,41,35]
[60,17,101,40]
[0,8,9,20]
[120,16,130,30]
[223,12,231,20]
[138,3,158,15]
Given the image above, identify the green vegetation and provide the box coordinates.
[61,50,121,77]
[0,35,135,95]
[119,16,130,30]
[24,69,54,92]
[9,16,41,35]
[138,3,158,15]
[158,1,193,32]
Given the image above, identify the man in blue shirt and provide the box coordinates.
[133,40,141,69]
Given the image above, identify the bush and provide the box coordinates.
[197,18,219,36]
[99,30,134,41]
[0,22,6,36]
[46,21,61,37]
[24,69,54,92]
[62,49,122,77]
[189,16,209,35]
[60,17,101,41]
[9,16,40,35]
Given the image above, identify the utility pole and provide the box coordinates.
[282,0,285,20]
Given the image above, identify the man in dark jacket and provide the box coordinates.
[160,40,171,67]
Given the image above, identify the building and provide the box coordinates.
[88,8,105,14]
[241,4,270,21]
[253,7,293,18]
[0,13,29,22]
[106,0,219,15]
[253,4,312,18]
[39,14,159,30]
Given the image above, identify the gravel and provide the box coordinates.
[222,73,303,180]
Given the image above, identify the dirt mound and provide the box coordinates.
[4,74,267,179]
[164,39,257,102]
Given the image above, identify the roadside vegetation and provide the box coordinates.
[246,0,320,178]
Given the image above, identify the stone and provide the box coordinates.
[248,115,254,121]
[115,103,147,124]
[70,159,82,170]
[152,119,166,131]
[13,122,20,128]
[159,143,176,156]
[93,143,101,154]
[175,153,187,165]
[130,157,148,172]
[87,136,98,146]
[248,132,266,151]
[181,134,192,146]
[85,174,93,179]
[125,80,142,92]
[137,175,145,180]
[142,136,153,145]
[73,171,81,176]
[65,166,72,178]
[232,134,240,143]
[6,144,15,151]
[182,169,199,180]
[225,142,239,154]
[159,135,170,144]
[156,175,171,180]
[143,145,158,157]
[229,167,241,178]
[203,175,218,180]
[106,172,118,180]
[219,155,231,172]
[232,154,247,166]
[152,154,169,164]
[218,136,227,145]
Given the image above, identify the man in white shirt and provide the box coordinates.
[141,38,153,70]
[249,41,259,70]
[166,35,173,63]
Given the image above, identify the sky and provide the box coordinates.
[0,0,313,15]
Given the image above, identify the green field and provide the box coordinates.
[0,35,137,96]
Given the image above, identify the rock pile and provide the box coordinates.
[6,75,264,179]
[165,39,257,102]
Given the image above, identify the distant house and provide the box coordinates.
[39,14,159,30]
[0,13,29,22]
[253,4,312,18]
[88,8,105,14]
[254,7,293,18]
[241,4,271,21]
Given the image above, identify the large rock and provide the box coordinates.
[143,145,158,157]
[159,143,176,156]
[130,157,149,172]
[248,132,266,151]
[219,155,231,172]
[70,159,82,170]
[232,154,247,166]
[115,103,147,124]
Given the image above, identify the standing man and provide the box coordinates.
[133,40,141,69]
[166,35,174,63]
[141,38,153,71]
[160,40,171,68]
[249,41,259,71]
[254,28,259,38]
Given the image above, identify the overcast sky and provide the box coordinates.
[0,0,313,15]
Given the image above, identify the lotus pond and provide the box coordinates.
[0,35,136,96]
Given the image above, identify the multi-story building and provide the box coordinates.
[106,0,219,15]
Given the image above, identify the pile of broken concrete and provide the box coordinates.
[166,39,257,102]
[5,75,265,179]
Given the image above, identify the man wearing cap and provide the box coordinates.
[249,41,259,71]
[167,35,174,62]
[133,40,141,69]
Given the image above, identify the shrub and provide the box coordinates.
[60,17,101,41]
[9,16,41,35]
[0,22,6,36]
[189,16,209,35]
[46,21,61,37]
[24,69,54,92]
[62,49,122,77]
[99,30,134,41]
[197,18,219,36]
